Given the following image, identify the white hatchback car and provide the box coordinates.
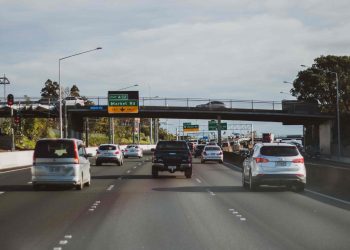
[201,145,224,164]
[242,143,306,192]
[96,144,124,166]
[123,145,143,158]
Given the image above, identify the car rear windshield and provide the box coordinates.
[260,146,299,156]
[156,141,188,150]
[196,145,205,150]
[99,145,117,150]
[205,146,221,151]
[34,140,76,158]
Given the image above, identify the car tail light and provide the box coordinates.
[292,158,304,163]
[218,151,223,155]
[255,157,269,163]
[96,150,100,155]
[125,149,128,152]
[296,173,304,177]
[114,151,120,155]
[74,143,79,164]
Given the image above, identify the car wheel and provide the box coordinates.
[85,178,91,187]
[124,156,128,159]
[76,174,84,190]
[152,166,158,178]
[96,160,101,166]
[242,173,248,188]
[201,159,205,163]
[294,183,305,193]
[185,168,192,178]
[219,160,224,164]
[249,172,258,191]
[117,160,122,166]
[33,184,40,191]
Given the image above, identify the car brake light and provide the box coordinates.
[255,157,269,163]
[73,143,79,164]
[296,173,304,177]
[292,158,304,163]
[125,149,128,152]
[114,151,120,154]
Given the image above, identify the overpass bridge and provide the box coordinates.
[0,97,335,154]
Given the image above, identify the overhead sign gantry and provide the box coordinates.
[107,91,139,114]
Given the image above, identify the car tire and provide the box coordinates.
[185,168,192,178]
[124,156,128,159]
[242,173,248,189]
[219,160,224,164]
[117,160,122,166]
[201,159,205,164]
[152,166,158,178]
[33,184,40,191]
[249,172,258,191]
[85,178,91,187]
[294,183,305,193]
[96,160,101,166]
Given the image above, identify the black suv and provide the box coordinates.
[152,140,192,178]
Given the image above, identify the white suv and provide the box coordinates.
[64,96,85,107]
[242,143,306,192]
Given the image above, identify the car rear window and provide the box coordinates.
[99,145,117,150]
[196,145,205,150]
[260,146,299,156]
[34,140,76,158]
[156,141,188,150]
[205,146,220,151]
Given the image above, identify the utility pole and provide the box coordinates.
[0,74,10,101]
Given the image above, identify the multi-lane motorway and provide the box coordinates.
[0,156,349,250]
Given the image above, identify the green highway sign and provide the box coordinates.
[108,91,139,114]
[208,121,227,131]
[183,122,191,126]
[108,100,138,106]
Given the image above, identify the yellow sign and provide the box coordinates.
[183,128,199,132]
[108,106,139,114]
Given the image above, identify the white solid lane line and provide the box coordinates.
[0,167,31,174]
[0,192,4,195]
[305,189,350,205]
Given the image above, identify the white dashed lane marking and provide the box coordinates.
[126,170,131,174]
[53,247,62,250]
[195,178,202,183]
[59,240,68,245]
[107,185,114,191]
[64,235,72,239]
[133,166,137,169]
[0,192,4,195]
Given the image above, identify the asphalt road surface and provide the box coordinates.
[0,157,349,250]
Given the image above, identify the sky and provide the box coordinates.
[1,0,350,136]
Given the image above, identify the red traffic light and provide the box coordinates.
[14,115,21,125]
[7,94,14,106]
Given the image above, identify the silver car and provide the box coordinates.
[96,144,124,166]
[201,145,224,164]
[124,145,143,158]
[196,101,226,109]
[242,143,306,192]
[32,139,91,190]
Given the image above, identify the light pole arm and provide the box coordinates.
[59,47,102,62]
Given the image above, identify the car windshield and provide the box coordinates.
[99,145,117,150]
[205,146,221,151]
[156,141,188,150]
[260,146,299,156]
[34,140,75,158]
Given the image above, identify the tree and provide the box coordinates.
[40,79,59,99]
[291,55,350,113]
[70,85,80,97]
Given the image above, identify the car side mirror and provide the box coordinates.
[151,148,155,152]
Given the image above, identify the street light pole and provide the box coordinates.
[58,47,102,138]
[301,64,341,158]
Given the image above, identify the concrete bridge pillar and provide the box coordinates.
[319,120,332,155]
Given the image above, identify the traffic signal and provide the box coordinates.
[14,115,21,126]
[7,94,14,106]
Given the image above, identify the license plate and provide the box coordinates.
[275,161,287,167]
[104,153,113,156]
[49,167,60,172]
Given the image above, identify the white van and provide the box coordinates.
[32,138,91,190]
